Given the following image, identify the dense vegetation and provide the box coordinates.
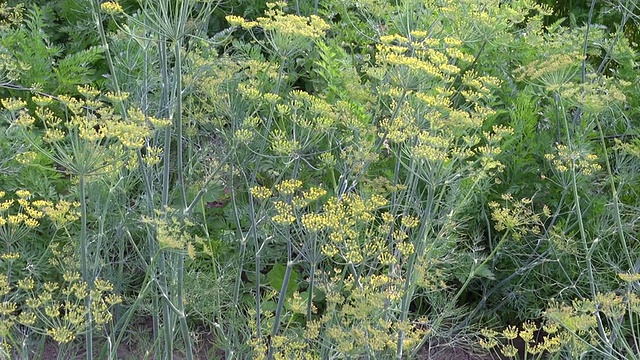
[0,0,639,359]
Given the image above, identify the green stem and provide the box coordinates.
[79,175,93,360]
[306,233,318,321]
[559,93,610,352]
[172,33,193,360]
[268,257,293,359]
[90,0,124,113]
[247,189,263,340]
[174,41,187,211]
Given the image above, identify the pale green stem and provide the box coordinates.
[247,189,263,340]
[306,233,318,321]
[268,258,293,359]
[136,3,163,347]
[268,160,301,358]
[558,93,610,353]
[89,0,124,113]
[395,150,421,359]
[172,32,194,360]
[79,175,93,360]
[156,35,174,358]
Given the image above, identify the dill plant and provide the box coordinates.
[208,0,640,358]
[0,187,120,358]
[468,0,640,358]
[199,0,541,358]
[0,0,638,359]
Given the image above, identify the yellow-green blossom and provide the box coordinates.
[101,1,123,15]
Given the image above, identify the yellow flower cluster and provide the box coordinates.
[285,89,338,131]
[227,2,328,39]
[143,209,196,258]
[272,201,296,225]
[378,111,418,144]
[538,294,640,358]
[8,87,169,156]
[302,270,429,357]
[251,185,273,200]
[480,321,562,357]
[275,179,303,195]
[546,299,598,332]
[1,270,121,347]
[544,143,602,175]
[301,193,387,235]
[226,2,328,58]
[270,129,300,156]
[0,190,78,232]
[618,272,640,282]
[100,1,123,15]
[0,97,27,112]
[517,52,583,91]
[376,32,477,92]
[488,194,543,241]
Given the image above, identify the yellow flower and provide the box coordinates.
[104,91,129,102]
[15,110,35,127]
[0,252,19,261]
[301,213,327,232]
[23,218,39,228]
[400,215,420,228]
[100,1,123,15]
[32,95,53,107]
[272,201,295,225]
[226,15,247,27]
[17,277,34,291]
[1,98,27,112]
[275,179,303,195]
[0,301,16,315]
[47,326,76,343]
[18,311,36,325]
[500,344,518,358]
[250,186,272,200]
[303,187,327,202]
[77,85,101,99]
[618,272,640,282]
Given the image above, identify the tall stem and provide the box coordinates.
[79,175,93,360]
[173,31,194,360]
[559,93,610,353]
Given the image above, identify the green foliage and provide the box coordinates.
[0,3,103,96]
[0,0,639,359]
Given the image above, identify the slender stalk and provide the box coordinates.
[394,141,418,359]
[160,39,172,207]
[79,175,93,360]
[268,256,293,359]
[90,0,122,101]
[560,95,610,354]
[247,192,263,340]
[172,25,194,360]
[174,43,188,211]
[306,233,318,321]
[156,34,175,359]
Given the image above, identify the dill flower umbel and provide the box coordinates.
[0,97,27,112]
[250,186,273,200]
[100,1,123,15]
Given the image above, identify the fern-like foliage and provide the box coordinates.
[0,4,102,96]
